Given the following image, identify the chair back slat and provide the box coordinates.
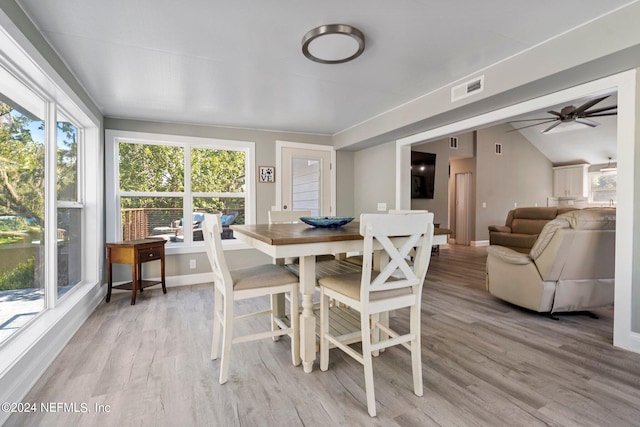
[203,213,234,295]
[359,213,434,303]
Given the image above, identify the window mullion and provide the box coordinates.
[184,144,193,243]
[45,102,58,308]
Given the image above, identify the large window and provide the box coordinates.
[107,131,254,249]
[589,170,617,205]
[0,72,86,344]
[0,92,45,343]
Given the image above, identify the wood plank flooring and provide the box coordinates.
[7,245,640,427]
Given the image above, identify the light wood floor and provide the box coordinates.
[7,245,640,426]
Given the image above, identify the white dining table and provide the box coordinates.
[231,221,367,373]
[231,221,446,373]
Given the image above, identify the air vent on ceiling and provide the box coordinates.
[495,143,502,155]
[449,137,459,149]
[451,75,485,102]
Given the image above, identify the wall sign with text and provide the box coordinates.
[259,166,275,183]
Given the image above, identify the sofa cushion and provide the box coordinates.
[511,207,559,220]
[510,218,550,235]
[489,206,581,253]
[529,217,570,260]
[529,208,616,260]
[562,208,616,230]
[489,232,539,253]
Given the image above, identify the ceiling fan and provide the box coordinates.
[508,96,617,133]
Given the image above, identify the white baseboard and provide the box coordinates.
[441,239,487,247]
[109,272,215,294]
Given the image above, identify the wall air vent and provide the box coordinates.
[495,143,502,155]
[449,137,459,149]
[451,75,485,102]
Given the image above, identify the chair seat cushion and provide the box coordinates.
[319,272,410,301]
[231,264,298,291]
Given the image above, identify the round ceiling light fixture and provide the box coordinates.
[301,24,365,64]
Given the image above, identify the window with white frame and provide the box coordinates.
[0,65,90,344]
[589,170,617,205]
[106,131,254,249]
[56,115,83,298]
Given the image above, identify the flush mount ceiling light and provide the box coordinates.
[301,24,365,64]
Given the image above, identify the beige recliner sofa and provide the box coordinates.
[486,208,615,314]
[488,207,578,253]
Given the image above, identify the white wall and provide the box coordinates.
[353,141,396,216]
[475,124,554,241]
[411,132,475,227]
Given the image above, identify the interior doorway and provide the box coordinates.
[454,172,472,245]
[394,71,639,353]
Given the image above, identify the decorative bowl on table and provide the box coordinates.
[299,216,355,228]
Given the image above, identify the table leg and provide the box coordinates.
[138,262,144,293]
[299,255,316,373]
[106,249,112,303]
[130,263,137,305]
[160,254,167,294]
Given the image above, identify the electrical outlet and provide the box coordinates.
[189,259,196,269]
[377,202,387,211]
[482,202,486,208]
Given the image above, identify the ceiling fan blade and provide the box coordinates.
[585,112,617,117]
[547,110,563,118]
[583,105,617,115]
[542,121,562,133]
[508,118,556,123]
[507,119,558,132]
[575,118,599,127]
[574,96,609,115]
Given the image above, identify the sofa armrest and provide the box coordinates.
[486,245,532,265]
[488,225,511,233]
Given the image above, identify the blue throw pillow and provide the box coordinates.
[192,212,205,223]
[221,214,234,225]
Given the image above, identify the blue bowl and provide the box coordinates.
[299,216,354,228]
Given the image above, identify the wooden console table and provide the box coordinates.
[106,238,167,305]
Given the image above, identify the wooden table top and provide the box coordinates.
[105,238,167,248]
[231,222,364,246]
[232,222,450,246]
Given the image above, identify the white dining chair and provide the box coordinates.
[267,209,311,331]
[268,209,311,265]
[344,209,428,267]
[203,213,300,384]
[318,212,434,416]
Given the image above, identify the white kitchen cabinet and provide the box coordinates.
[553,164,589,198]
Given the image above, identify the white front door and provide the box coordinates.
[277,142,334,216]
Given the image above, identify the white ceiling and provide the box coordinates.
[15,0,630,149]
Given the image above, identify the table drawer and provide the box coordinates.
[138,247,162,261]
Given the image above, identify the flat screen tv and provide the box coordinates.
[411,151,436,199]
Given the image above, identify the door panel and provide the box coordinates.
[281,147,331,216]
[455,172,472,245]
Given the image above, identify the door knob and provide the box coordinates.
[283,205,288,210]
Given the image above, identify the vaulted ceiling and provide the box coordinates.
[510,92,617,165]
